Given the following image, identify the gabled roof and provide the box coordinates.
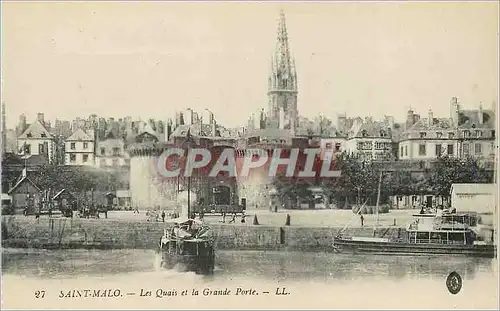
[349,118,391,139]
[66,128,93,141]
[8,174,41,194]
[52,188,76,200]
[18,120,53,139]
[450,183,496,195]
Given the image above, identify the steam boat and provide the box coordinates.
[158,217,215,274]
[334,211,496,258]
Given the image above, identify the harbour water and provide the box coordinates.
[2,248,498,309]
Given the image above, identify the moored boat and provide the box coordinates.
[334,211,496,258]
[158,217,215,274]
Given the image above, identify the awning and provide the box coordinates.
[116,190,130,198]
[1,193,12,201]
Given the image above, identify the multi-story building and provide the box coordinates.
[95,130,130,169]
[16,113,55,164]
[398,97,496,162]
[344,117,394,161]
[64,128,95,166]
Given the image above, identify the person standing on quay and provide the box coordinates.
[360,214,364,227]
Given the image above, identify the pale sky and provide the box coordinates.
[2,1,498,129]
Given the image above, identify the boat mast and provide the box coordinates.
[376,170,382,227]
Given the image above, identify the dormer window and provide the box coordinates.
[436,132,443,139]
[448,132,455,139]
[27,132,32,138]
[419,132,427,138]
[361,129,368,137]
[380,130,386,137]
[475,130,483,137]
[41,133,46,138]
[463,130,471,138]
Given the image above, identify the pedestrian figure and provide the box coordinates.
[161,210,166,222]
[360,214,364,227]
[221,212,226,223]
[229,213,236,224]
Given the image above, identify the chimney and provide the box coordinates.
[450,97,460,125]
[406,109,414,130]
[428,109,434,126]
[37,113,45,124]
[212,121,216,138]
[478,102,484,124]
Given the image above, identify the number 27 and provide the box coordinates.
[34,290,45,298]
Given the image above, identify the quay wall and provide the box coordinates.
[1,217,398,251]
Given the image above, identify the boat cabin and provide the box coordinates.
[406,213,476,245]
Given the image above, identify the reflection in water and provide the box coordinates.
[1,248,495,283]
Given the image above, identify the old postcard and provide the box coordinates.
[1,1,498,309]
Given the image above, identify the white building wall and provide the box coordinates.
[65,140,95,166]
[17,138,55,162]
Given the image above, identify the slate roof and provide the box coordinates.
[18,120,53,139]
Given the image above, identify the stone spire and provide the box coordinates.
[267,9,299,130]
[269,9,297,92]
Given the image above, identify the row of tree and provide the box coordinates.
[272,154,495,208]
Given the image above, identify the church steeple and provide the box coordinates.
[267,9,298,130]
[269,9,297,92]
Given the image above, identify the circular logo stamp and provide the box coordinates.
[446,271,462,295]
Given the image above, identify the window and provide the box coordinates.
[27,132,32,138]
[112,147,120,156]
[325,142,333,149]
[447,144,454,155]
[375,142,385,150]
[83,154,89,162]
[419,132,427,138]
[463,130,471,138]
[112,159,119,166]
[435,144,442,156]
[475,130,483,137]
[70,154,76,162]
[41,133,46,138]
[335,143,341,152]
[463,143,470,155]
[492,130,496,138]
[83,142,89,149]
[100,147,105,155]
[38,144,45,154]
[474,143,482,155]
[436,132,442,139]
[448,132,455,139]
[400,146,404,157]
[70,142,76,150]
[418,144,426,156]
[405,146,408,156]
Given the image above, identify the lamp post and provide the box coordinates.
[181,129,195,218]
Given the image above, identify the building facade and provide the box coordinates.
[64,128,95,166]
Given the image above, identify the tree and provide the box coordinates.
[428,154,493,197]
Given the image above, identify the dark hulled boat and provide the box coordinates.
[334,211,496,258]
[158,218,215,274]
